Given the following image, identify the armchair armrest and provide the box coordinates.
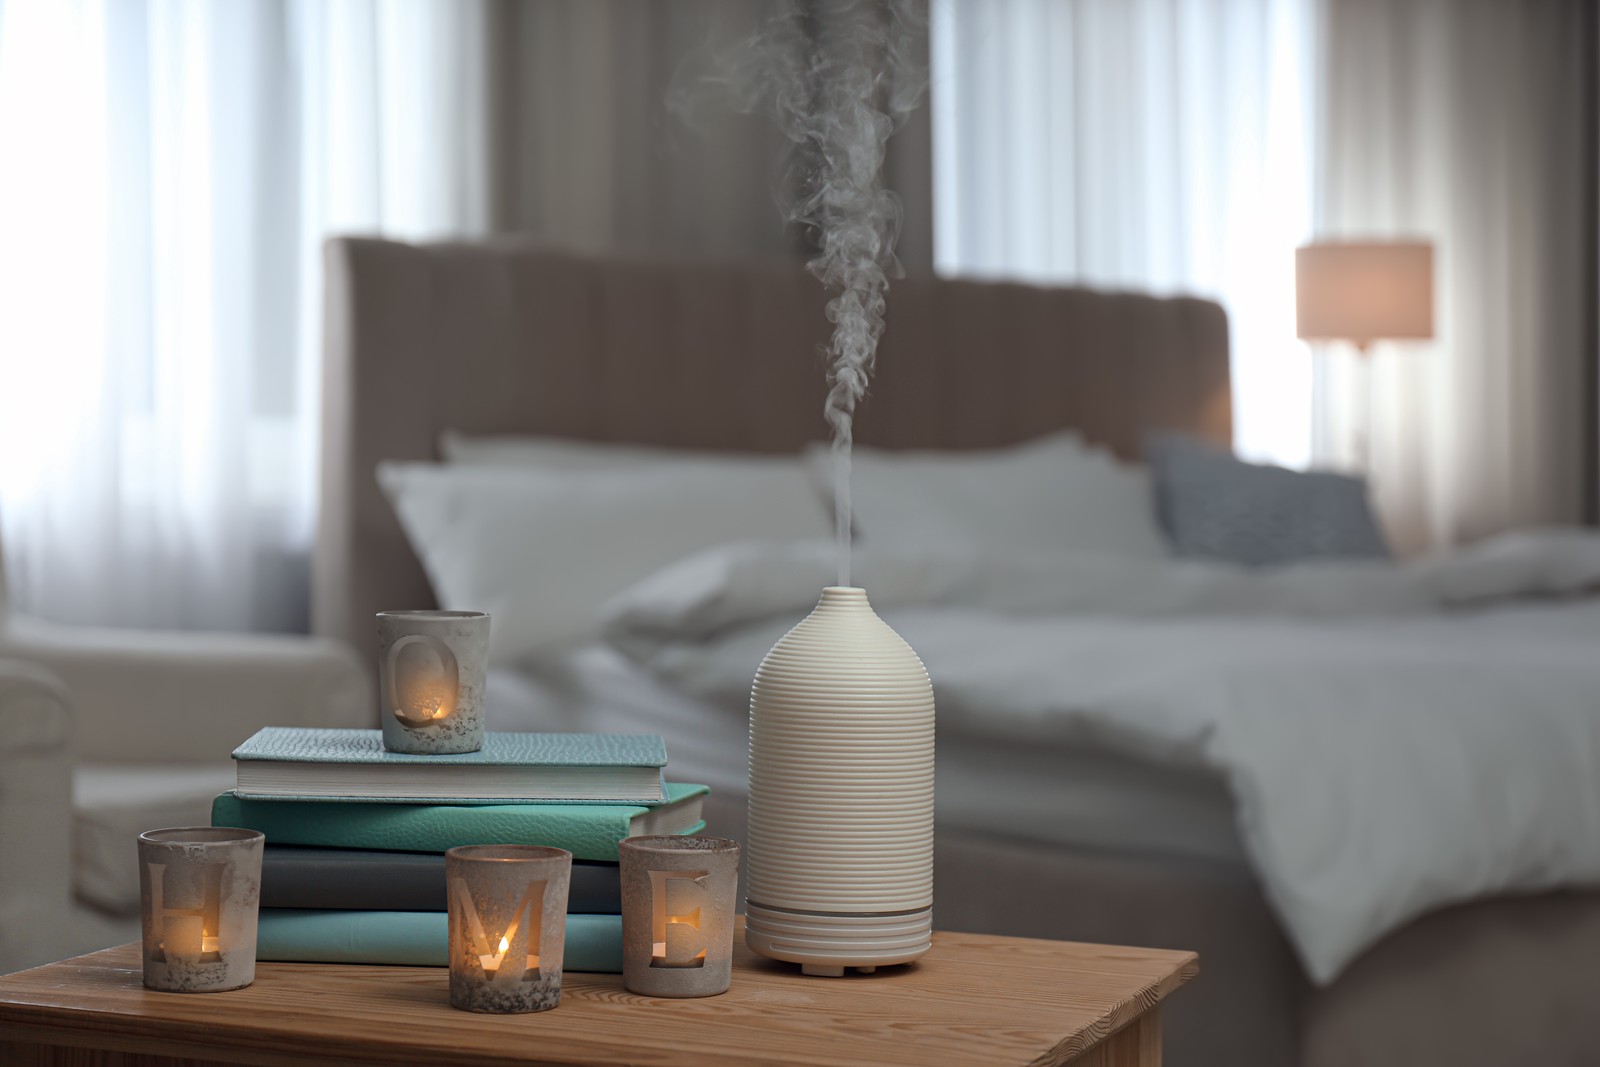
[0,619,374,764]
[0,659,74,972]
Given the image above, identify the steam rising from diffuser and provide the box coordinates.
[678,1,928,585]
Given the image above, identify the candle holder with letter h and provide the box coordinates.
[137,827,264,993]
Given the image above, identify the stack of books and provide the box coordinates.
[211,727,709,970]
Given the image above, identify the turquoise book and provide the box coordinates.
[231,727,669,804]
[210,782,709,863]
[255,910,624,971]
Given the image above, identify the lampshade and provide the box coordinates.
[1295,241,1434,348]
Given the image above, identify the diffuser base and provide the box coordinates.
[744,902,932,974]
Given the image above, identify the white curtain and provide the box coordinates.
[930,0,1317,468]
[0,0,490,630]
[1314,0,1593,551]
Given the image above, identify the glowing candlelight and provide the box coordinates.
[479,934,511,976]
[651,941,708,967]
[401,680,454,723]
[653,921,708,968]
[164,915,204,962]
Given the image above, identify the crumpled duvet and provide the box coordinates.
[600,528,1600,983]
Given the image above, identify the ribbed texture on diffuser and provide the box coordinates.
[745,587,935,915]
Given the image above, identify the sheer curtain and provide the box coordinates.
[1314,0,1595,551]
[0,0,490,631]
[930,0,1317,467]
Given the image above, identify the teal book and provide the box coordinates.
[211,782,709,862]
[255,910,624,971]
[232,727,668,804]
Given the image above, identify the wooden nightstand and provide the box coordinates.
[0,924,1196,1066]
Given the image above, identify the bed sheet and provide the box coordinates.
[485,644,1243,864]
[599,533,1600,983]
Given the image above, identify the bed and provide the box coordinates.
[314,236,1600,1067]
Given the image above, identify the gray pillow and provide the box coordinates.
[1147,434,1391,566]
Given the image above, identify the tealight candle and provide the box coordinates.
[446,845,572,1013]
[376,610,490,754]
[138,827,264,993]
[619,836,741,997]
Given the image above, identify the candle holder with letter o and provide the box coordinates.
[376,610,489,755]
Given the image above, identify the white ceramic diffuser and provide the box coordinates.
[744,586,935,976]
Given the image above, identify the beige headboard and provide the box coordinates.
[314,237,1231,659]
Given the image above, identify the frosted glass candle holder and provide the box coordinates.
[619,836,741,998]
[377,609,489,755]
[446,845,572,1013]
[138,827,264,993]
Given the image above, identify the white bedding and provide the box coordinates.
[600,530,1600,984]
[485,647,1246,867]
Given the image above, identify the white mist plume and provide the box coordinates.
[681,1,928,586]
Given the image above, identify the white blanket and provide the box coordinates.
[602,529,1600,984]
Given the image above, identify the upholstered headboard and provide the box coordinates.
[314,237,1231,659]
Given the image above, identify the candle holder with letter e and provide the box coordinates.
[619,836,741,997]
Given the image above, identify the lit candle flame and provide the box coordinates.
[479,935,513,977]
[396,682,456,726]
[389,635,462,726]
[652,941,708,967]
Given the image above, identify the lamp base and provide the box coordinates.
[743,902,932,975]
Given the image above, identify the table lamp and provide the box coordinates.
[1296,241,1434,352]
[1295,241,1435,469]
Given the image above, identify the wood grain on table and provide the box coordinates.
[0,924,1197,1067]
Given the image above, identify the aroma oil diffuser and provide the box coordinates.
[744,586,935,976]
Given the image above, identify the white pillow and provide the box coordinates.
[441,431,749,470]
[379,460,832,663]
[804,433,1170,559]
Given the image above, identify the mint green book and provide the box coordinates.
[255,910,623,971]
[211,782,708,862]
[232,727,668,804]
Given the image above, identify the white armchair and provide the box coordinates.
[0,556,373,973]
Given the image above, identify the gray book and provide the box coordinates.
[259,846,621,913]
